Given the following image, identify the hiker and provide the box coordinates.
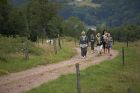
[106,33,113,56]
[96,33,102,55]
[101,29,107,53]
[90,30,95,53]
[79,31,89,58]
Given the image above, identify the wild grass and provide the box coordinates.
[0,36,76,76]
[26,41,140,93]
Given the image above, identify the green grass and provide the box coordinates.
[45,45,76,64]
[0,36,76,76]
[26,41,140,93]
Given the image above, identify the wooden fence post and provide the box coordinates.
[23,41,29,60]
[127,40,129,47]
[127,88,132,93]
[122,47,125,65]
[76,63,81,93]
[58,34,62,49]
[53,38,57,54]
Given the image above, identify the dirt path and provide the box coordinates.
[0,48,119,93]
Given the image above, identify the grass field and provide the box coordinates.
[26,41,140,93]
[0,36,76,76]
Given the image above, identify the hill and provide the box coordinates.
[10,0,28,6]
[60,0,140,26]
[10,0,140,27]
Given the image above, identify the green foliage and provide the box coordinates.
[96,0,140,27]
[8,7,28,37]
[47,16,63,38]
[0,0,10,36]
[62,16,86,38]
[26,0,60,41]
[109,25,140,41]
[1,0,63,41]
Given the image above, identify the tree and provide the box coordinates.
[47,16,64,53]
[26,0,60,42]
[8,8,28,37]
[0,0,10,36]
[62,16,86,39]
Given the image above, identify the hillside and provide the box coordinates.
[60,0,140,26]
[10,0,28,5]
[10,0,140,27]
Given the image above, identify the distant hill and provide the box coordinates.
[60,0,140,26]
[10,0,140,27]
[10,0,29,6]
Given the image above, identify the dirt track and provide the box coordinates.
[0,48,118,93]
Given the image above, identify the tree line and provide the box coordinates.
[96,24,140,42]
[109,25,140,42]
[0,0,85,42]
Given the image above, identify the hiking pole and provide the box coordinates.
[76,63,81,93]
[122,47,125,65]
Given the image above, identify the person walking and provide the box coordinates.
[79,31,89,58]
[90,31,95,53]
[106,33,113,56]
[101,29,107,53]
[96,33,102,55]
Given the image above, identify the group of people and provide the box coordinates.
[79,29,113,58]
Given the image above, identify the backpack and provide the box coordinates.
[80,36,88,44]
[96,36,101,45]
[101,35,108,44]
[90,34,95,42]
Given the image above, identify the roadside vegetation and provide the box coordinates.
[26,41,140,93]
[0,36,76,76]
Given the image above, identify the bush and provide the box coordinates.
[65,37,74,42]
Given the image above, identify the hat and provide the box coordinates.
[81,31,85,35]
[97,33,100,36]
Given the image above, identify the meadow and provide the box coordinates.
[26,41,140,93]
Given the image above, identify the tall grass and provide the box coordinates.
[26,41,140,93]
[0,36,76,76]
